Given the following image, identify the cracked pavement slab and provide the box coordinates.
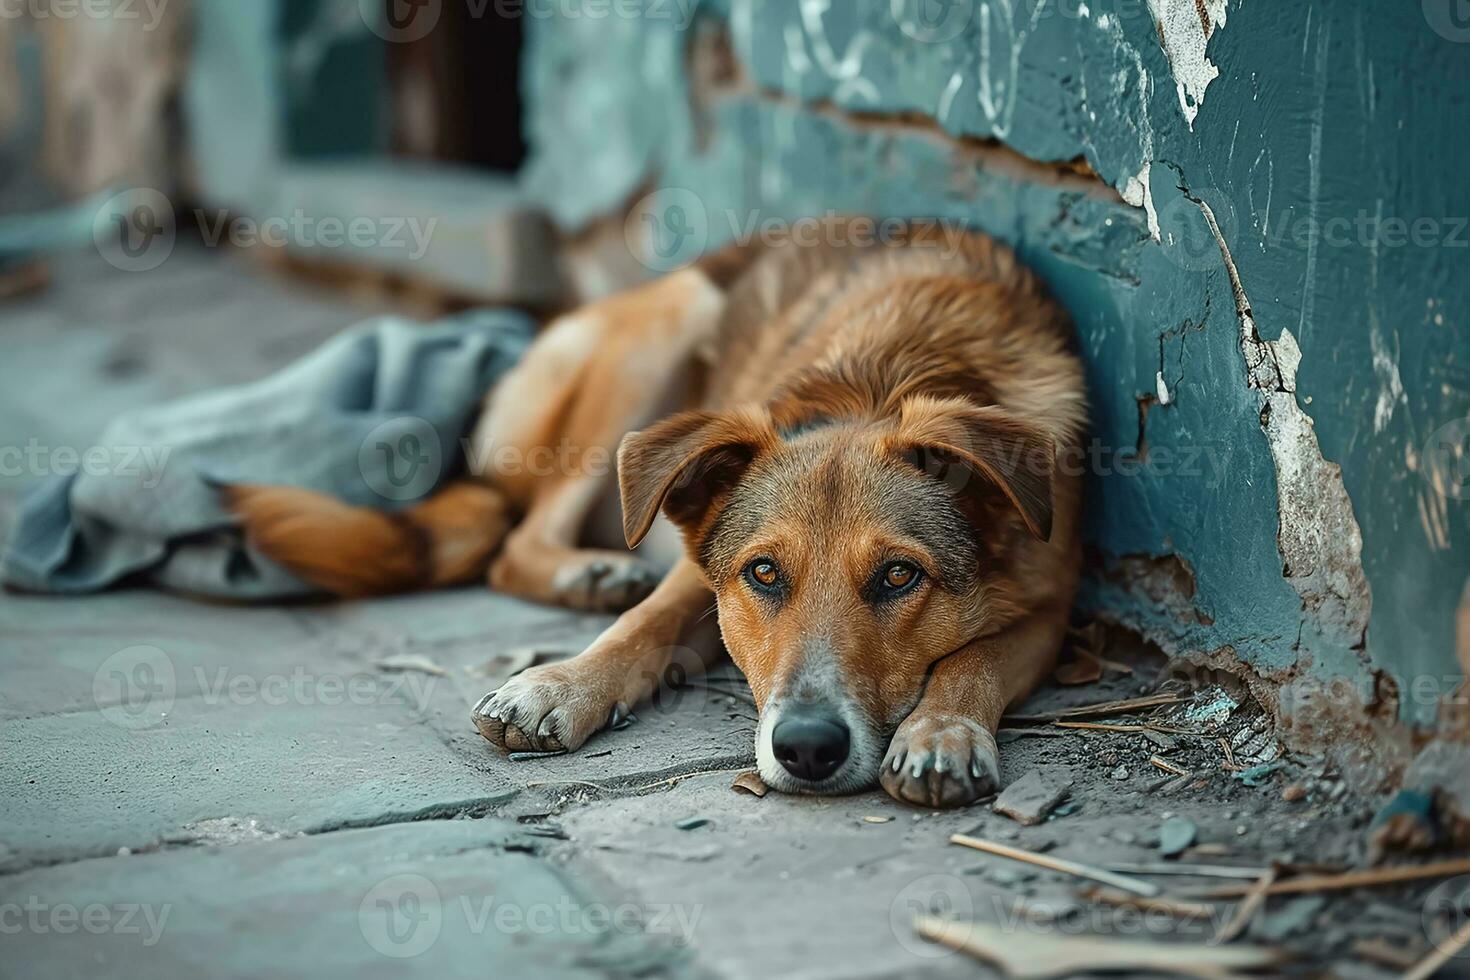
[3,819,693,979]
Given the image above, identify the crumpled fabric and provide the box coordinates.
[2,309,532,598]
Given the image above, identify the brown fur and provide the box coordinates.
[226,481,512,597]
[230,220,1087,806]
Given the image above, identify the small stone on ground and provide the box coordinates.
[992,770,1073,826]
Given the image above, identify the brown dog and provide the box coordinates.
[229,220,1086,807]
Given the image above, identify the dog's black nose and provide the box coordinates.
[772,713,850,781]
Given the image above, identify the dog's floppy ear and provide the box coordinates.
[883,396,1056,541]
[618,408,777,548]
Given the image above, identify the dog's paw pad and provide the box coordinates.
[880,715,999,808]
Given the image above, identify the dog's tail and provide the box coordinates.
[223,480,513,597]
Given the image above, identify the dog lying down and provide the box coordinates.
[228,220,1087,808]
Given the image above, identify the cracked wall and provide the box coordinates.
[520,0,1470,782]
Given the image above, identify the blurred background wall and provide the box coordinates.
[1,0,1467,789]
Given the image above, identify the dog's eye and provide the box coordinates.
[880,562,921,593]
[746,559,781,591]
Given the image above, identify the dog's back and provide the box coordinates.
[706,220,1083,439]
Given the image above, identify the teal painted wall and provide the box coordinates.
[520,0,1470,754]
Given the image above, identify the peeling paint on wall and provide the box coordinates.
[1155,370,1172,405]
[1189,192,1373,653]
[1121,162,1161,241]
[1145,0,1229,130]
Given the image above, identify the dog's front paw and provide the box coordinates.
[471,663,626,754]
[880,713,1000,808]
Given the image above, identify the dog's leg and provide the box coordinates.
[880,608,1068,808]
[473,267,726,612]
[473,558,718,752]
[488,478,666,613]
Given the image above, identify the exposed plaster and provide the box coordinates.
[1155,371,1172,405]
[1121,162,1161,241]
[1184,186,1373,654]
[1145,0,1229,130]
[1094,15,1158,240]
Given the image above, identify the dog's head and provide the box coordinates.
[618,397,1055,795]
